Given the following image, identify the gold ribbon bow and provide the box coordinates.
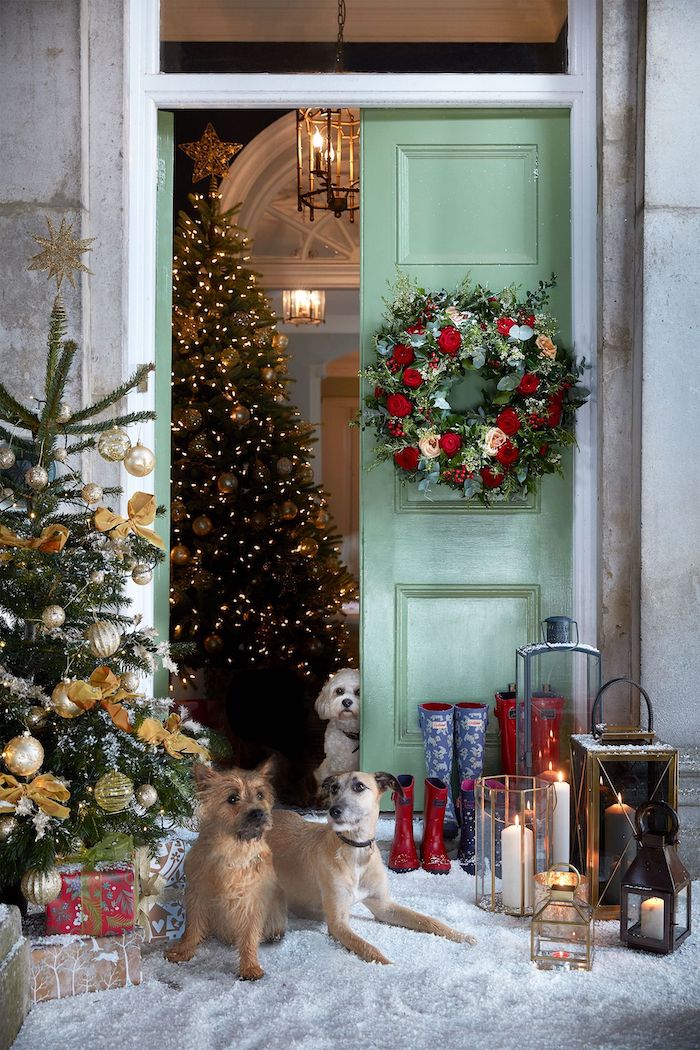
[0,523,70,553]
[0,772,71,819]
[136,713,210,760]
[93,492,165,550]
[66,667,137,733]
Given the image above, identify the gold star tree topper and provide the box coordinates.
[179,123,243,184]
[28,217,95,291]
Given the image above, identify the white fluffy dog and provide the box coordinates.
[314,668,360,786]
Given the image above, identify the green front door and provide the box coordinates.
[360,109,572,797]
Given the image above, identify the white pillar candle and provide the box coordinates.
[603,793,636,903]
[640,896,665,940]
[501,816,534,912]
[552,772,570,866]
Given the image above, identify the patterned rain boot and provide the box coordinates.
[418,702,458,837]
[457,778,477,874]
[421,777,451,874]
[454,702,489,784]
[388,774,420,873]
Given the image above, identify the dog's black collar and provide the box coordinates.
[342,730,360,754]
[335,832,374,849]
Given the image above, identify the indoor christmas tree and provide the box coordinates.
[0,220,208,899]
[170,125,356,691]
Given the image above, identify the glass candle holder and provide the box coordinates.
[531,864,595,971]
[475,775,554,916]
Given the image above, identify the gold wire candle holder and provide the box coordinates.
[475,775,554,917]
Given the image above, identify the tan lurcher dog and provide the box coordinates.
[267,771,476,964]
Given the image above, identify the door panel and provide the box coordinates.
[360,110,572,798]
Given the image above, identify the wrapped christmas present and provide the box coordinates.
[45,833,136,937]
[27,918,142,1003]
[135,837,190,942]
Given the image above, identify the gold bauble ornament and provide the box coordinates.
[279,501,299,521]
[296,537,319,558]
[192,515,213,537]
[41,604,66,630]
[81,482,103,504]
[272,332,289,351]
[90,569,105,585]
[131,563,153,586]
[97,426,132,462]
[55,402,73,424]
[0,815,17,841]
[276,457,293,477]
[121,670,140,692]
[170,544,191,566]
[216,472,238,495]
[260,366,276,385]
[171,500,188,522]
[135,783,158,809]
[94,771,134,813]
[273,392,286,404]
[26,706,49,730]
[2,734,44,776]
[0,447,16,470]
[229,403,251,426]
[298,464,315,485]
[313,510,331,529]
[50,681,83,719]
[25,465,49,491]
[21,867,62,905]
[52,448,68,463]
[204,633,224,654]
[220,347,240,369]
[222,385,238,402]
[182,408,203,431]
[123,443,156,478]
[188,434,208,457]
[84,620,121,658]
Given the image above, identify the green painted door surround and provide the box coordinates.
[360,110,572,799]
[153,111,175,699]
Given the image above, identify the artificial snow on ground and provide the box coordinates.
[13,817,700,1050]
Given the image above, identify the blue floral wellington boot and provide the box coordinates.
[418,702,458,837]
[454,702,489,783]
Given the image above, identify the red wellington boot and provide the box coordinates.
[421,777,451,874]
[388,774,420,873]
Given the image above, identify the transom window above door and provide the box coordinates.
[160,0,569,74]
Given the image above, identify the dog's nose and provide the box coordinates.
[341,697,354,709]
[329,805,342,819]
[247,809,266,824]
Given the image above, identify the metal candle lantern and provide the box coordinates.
[620,801,691,954]
[515,616,602,776]
[475,775,554,917]
[570,678,679,919]
[531,864,595,971]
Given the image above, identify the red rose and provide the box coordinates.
[523,314,535,327]
[496,440,519,467]
[496,408,521,435]
[402,368,424,389]
[386,393,413,418]
[547,403,563,427]
[392,343,415,366]
[437,326,462,355]
[539,443,549,456]
[517,373,540,395]
[406,322,424,335]
[497,317,516,337]
[439,432,462,458]
[394,447,420,471]
[481,467,505,490]
[373,386,385,400]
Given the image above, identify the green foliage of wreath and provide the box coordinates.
[361,275,589,505]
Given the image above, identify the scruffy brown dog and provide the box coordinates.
[165,760,286,980]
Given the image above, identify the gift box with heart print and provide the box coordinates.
[134,837,190,942]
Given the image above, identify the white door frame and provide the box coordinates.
[125,0,598,646]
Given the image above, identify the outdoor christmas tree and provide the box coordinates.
[170,125,356,688]
[0,220,208,897]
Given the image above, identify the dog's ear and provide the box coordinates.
[373,772,403,797]
[193,762,217,792]
[255,755,277,781]
[314,679,333,721]
[319,775,337,805]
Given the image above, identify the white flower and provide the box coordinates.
[482,427,507,457]
[418,432,441,459]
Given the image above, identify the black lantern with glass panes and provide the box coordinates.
[620,801,691,954]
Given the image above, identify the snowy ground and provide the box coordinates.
[14,818,700,1050]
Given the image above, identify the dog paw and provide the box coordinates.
[459,932,478,946]
[265,927,286,943]
[165,946,195,964]
[239,963,265,981]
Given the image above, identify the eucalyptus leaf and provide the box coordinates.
[432,395,451,410]
[492,391,513,405]
[463,479,477,498]
[517,468,528,483]
[471,352,485,370]
[570,386,590,399]
[497,374,520,391]
[376,340,390,356]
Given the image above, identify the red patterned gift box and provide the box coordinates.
[45,866,136,936]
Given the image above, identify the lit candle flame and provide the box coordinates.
[514,815,520,827]
[312,129,324,149]
[548,761,553,772]
[617,792,623,805]
[558,771,564,783]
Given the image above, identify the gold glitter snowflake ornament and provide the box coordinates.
[28,217,95,290]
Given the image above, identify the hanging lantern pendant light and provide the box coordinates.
[297,108,359,222]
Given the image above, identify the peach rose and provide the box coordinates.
[536,335,557,360]
[418,432,441,459]
[483,427,507,457]
[445,306,469,325]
